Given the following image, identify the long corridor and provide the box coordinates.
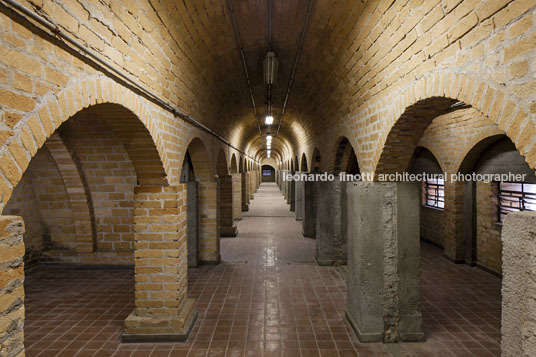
[24,183,501,356]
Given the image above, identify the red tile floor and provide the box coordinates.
[24,183,501,356]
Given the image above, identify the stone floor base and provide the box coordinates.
[220,225,238,237]
[345,311,424,343]
[122,298,197,343]
[345,311,382,343]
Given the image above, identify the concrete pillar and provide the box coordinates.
[241,173,249,212]
[186,181,199,268]
[302,180,316,238]
[501,211,536,356]
[315,178,345,265]
[0,216,25,357]
[232,173,242,221]
[295,180,304,221]
[290,177,296,212]
[346,182,423,343]
[285,171,292,204]
[283,171,288,199]
[123,185,197,342]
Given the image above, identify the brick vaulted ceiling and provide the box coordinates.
[153,0,367,162]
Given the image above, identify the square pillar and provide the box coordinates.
[290,177,296,212]
[315,179,345,265]
[232,173,242,221]
[241,173,249,212]
[283,171,288,198]
[302,180,317,238]
[186,181,200,268]
[198,178,220,263]
[219,175,237,237]
[0,216,25,357]
[247,172,252,203]
[123,185,197,342]
[501,211,536,356]
[295,180,304,221]
[443,180,466,262]
[346,182,423,343]
[286,172,291,204]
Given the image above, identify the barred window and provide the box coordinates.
[498,182,536,222]
[423,178,445,209]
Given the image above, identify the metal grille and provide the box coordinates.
[424,178,445,209]
[498,182,536,222]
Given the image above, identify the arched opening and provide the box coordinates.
[351,98,526,347]
[459,136,536,274]
[409,147,445,250]
[331,137,360,175]
[261,164,275,182]
[1,103,198,351]
[300,153,308,172]
[187,138,220,263]
[180,151,200,268]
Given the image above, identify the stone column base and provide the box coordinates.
[122,298,197,343]
[220,225,238,237]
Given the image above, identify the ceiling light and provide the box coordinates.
[264,51,278,85]
[265,115,274,125]
[266,135,272,141]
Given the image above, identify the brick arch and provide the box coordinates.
[230,154,238,174]
[216,149,228,176]
[456,134,508,175]
[311,147,322,173]
[409,146,446,174]
[44,133,96,253]
[0,76,171,210]
[300,153,308,172]
[328,136,359,174]
[410,144,447,175]
[186,137,212,178]
[374,75,535,175]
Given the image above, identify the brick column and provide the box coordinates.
[0,216,25,357]
[123,185,197,342]
[219,175,237,237]
[198,178,220,263]
[232,173,242,221]
[248,172,254,201]
[443,180,465,262]
[241,173,249,212]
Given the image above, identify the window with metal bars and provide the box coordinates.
[498,182,536,222]
[423,178,445,209]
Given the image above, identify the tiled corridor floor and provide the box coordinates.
[24,183,501,356]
